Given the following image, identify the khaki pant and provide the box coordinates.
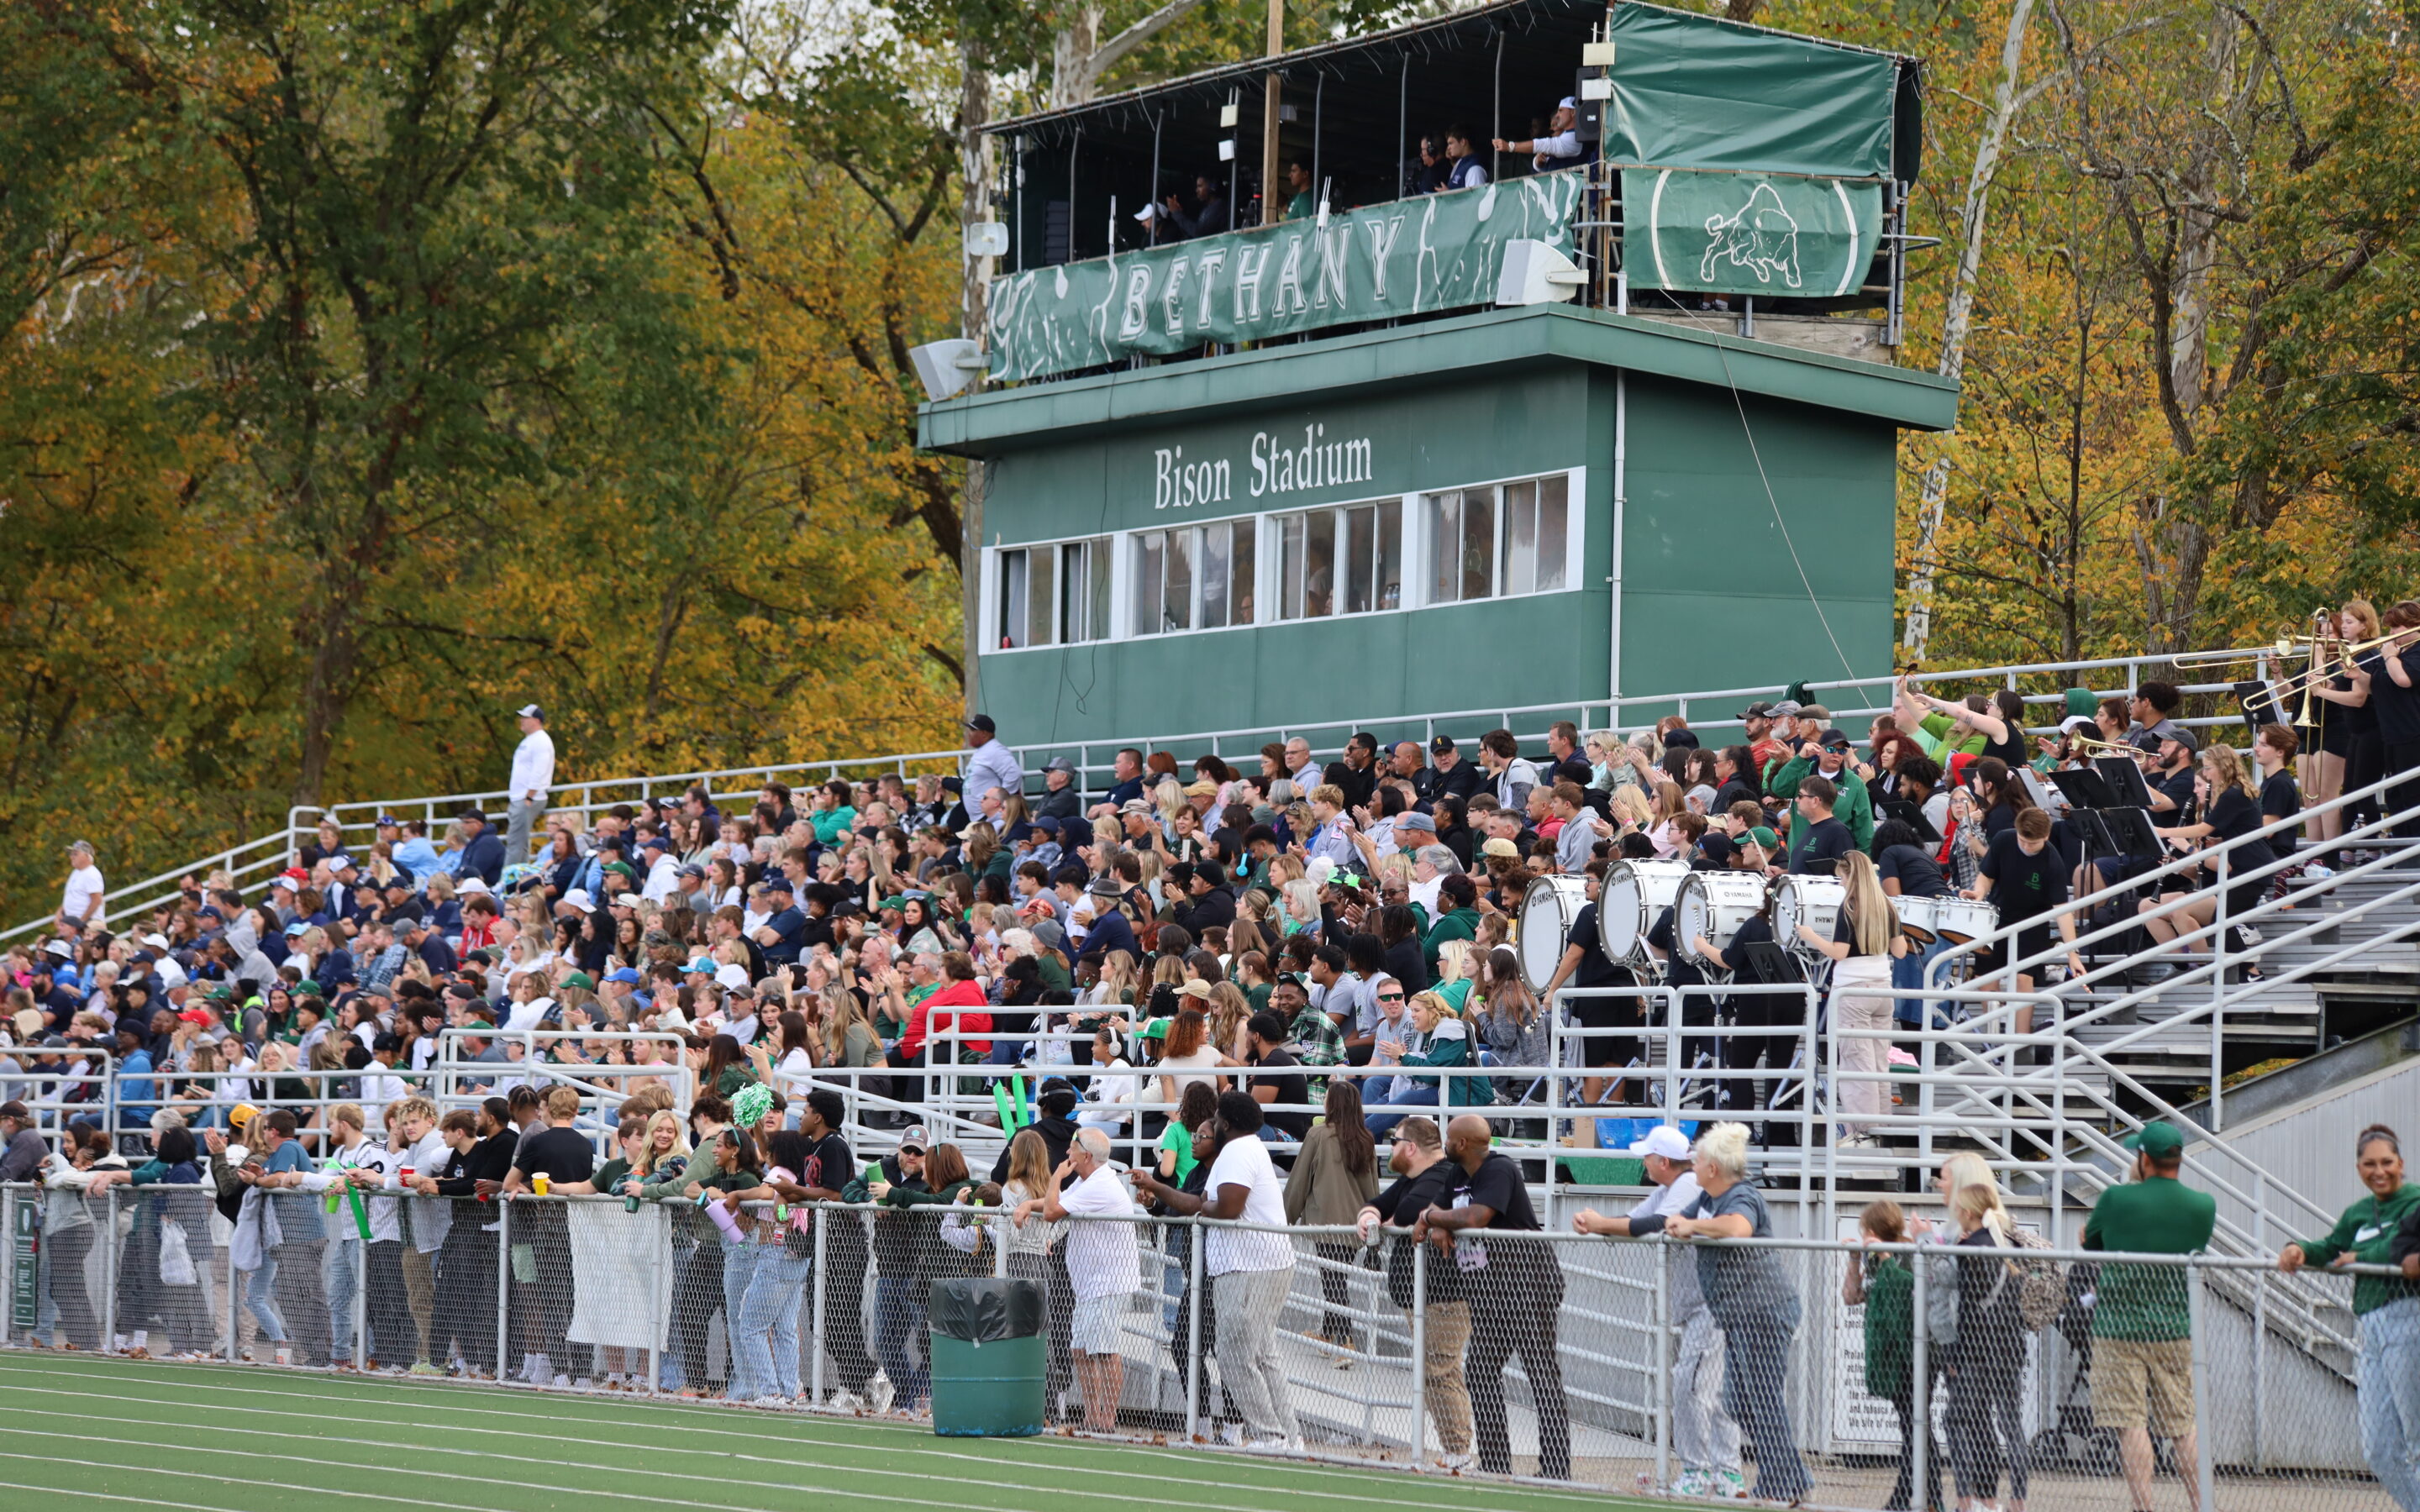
[1419,1299,1475,1456]
[401,1245,435,1363]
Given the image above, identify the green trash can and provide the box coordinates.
[928,1277,1047,1437]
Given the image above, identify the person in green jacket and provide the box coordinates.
[1765,732,1876,854]
[1843,1198,1944,1512]
[810,780,858,846]
[2278,1123,2420,1509]
[1422,874,1481,974]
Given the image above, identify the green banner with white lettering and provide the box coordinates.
[1621,168,1881,300]
[987,170,1586,382]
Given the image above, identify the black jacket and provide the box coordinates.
[988,1113,1078,1184]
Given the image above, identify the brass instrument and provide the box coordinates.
[2065,730,2144,760]
[2260,628,2413,714]
[2166,634,2319,671]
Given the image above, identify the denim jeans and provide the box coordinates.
[875,1278,930,1410]
[327,1239,361,1362]
[1363,1084,1439,1137]
[734,1247,810,1399]
[722,1246,761,1400]
[1894,938,1955,1028]
[2362,1297,2420,1510]
[244,1257,288,1343]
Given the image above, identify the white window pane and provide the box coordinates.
[1378,503,1402,610]
[1344,505,1374,615]
[1429,493,1460,604]
[1028,540,1056,645]
[1506,480,1538,596]
[1059,542,1089,642]
[1232,519,1257,624]
[1535,475,1568,593]
[1000,549,1028,648]
[1134,533,1164,636]
[1462,487,1495,601]
[1201,522,1231,630]
[1165,526,1193,632]
[1281,513,1306,620]
[1305,508,1336,617]
[1088,538,1112,640]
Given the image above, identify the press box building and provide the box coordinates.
[918,0,1958,747]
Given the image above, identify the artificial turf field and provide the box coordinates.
[0,1350,1681,1512]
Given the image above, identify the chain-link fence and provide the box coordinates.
[0,1180,2407,1506]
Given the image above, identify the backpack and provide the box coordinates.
[2007,1226,2066,1332]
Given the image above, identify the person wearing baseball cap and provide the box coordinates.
[961,713,1024,828]
[1037,755,1084,821]
[1427,734,1485,801]
[2083,1119,2215,1512]
[1493,97,1583,171]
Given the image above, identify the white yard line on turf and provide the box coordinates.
[0,1354,1621,1511]
[0,1452,505,1512]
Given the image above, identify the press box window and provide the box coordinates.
[1425,473,1569,604]
[1275,501,1401,621]
[997,538,1108,648]
[1134,520,1255,636]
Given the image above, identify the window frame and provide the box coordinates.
[1418,466,1584,610]
[984,533,1114,652]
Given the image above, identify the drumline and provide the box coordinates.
[1516,869,2002,989]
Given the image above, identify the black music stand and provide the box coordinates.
[2234,678,2291,743]
[1881,799,1940,845]
[1737,941,1801,986]
[2094,754,2156,810]
[2049,768,2119,812]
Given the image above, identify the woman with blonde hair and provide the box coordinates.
[2304,598,2383,843]
[1795,851,1903,1145]
[1609,785,1655,835]
[1432,937,1477,1014]
[1207,981,1254,1062]
[1281,879,1323,937]
[2141,740,2278,967]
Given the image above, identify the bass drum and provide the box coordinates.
[1930,895,1998,945]
[1676,872,1770,969]
[1518,874,1591,994]
[1599,859,1693,969]
[1770,874,1847,954]
[1895,893,1949,943]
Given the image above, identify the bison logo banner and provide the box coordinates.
[1623,168,1881,300]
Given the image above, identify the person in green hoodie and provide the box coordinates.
[1765,730,1876,855]
[2278,1123,2420,1509]
[810,780,859,846]
[1421,873,1481,974]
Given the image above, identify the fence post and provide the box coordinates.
[1185,1219,1203,1442]
[354,1237,369,1371]
[2211,871,2228,1134]
[224,1220,239,1361]
[0,1187,12,1349]
[1910,1238,1932,1507]
[811,1215,827,1404]
[1653,1238,1672,1492]
[1407,1231,1427,1468]
[495,1198,510,1384]
[2189,1260,2215,1511]
[102,1187,118,1352]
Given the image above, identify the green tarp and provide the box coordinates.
[1604,3,1901,181]
[988,170,1585,382]
[1622,168,1881,298]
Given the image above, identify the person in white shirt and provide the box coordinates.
[960,714,1023,818]
[1572,1125,1744,1498]
[1134,1089,1300,1450]
[60,840,104,928]
[376,1095,451,1372]
[302,1104,381,1366]
[1493,98,1585,171]
[1020,1129,1140,1431]
[505,703,556,869]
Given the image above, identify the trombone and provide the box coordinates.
[2260,627,2417,726]
[2167,633,2321,671]
[2062,730,2144,760]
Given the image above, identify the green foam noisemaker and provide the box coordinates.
[345,1181,372,1243]
[992,1082,1022,1135]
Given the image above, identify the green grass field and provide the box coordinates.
[0,1351,1680,1512]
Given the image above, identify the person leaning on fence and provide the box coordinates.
[2082,1120,2216,1512]
[1843,1199,1946,1512]
[1355,1116,1476,1469]
[376,1095,450,1373]
[244,1108,334,1367]
[1019,1127,1139,1432]
[415,1100,514,1378]
[1572,1123,1744,1499]
[780,1086,883,1410]
[717,1126,819,1406]
[502,1084,593,1387]
[2278,1123,2420,1509]
[1634,1121,1812,1504]
[0,1100,46,1181]
[1134,1088,1301,1451]
[1412,1114,1570,1480]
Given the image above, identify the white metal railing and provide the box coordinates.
[8,641,2299,944]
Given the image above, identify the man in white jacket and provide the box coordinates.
[506,703,556,870]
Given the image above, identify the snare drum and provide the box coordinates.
[1929,895,1998,944]
[1518,874,1591,994]
[1770,874,1846,954]
[1676,872,1769,969]
[1895,893,1948,942]
[1598,859,1692,968]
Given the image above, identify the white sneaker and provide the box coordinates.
[550,1373,572,1389]
[1245,1434,1291,1452]
[1669,1469,1708,1497]
[750,1394,788,1409]
[1717,1468,1749,1499]
[1218,1423,1245,1446]
[866,1373,896,1415]
[1439,1450,1476,1471]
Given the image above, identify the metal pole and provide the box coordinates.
[1654,1239,1672,1491]
[2251,1172,2267,1470]
[102,1188,118,1352]
[1185,1220,1204,1441]
[1408,1229,1427,1467]
[1911,1242,1930,1502]
[1491,32,1503,183]
[2211,864,2228,1134]
[2189,1260,2216,1511]
[495,1197,510,1383]
[1398,60,1408,197]
[354,1242,368,1371]
[812,1217,828,1403]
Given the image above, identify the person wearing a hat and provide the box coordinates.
[60,839,105,930]
[2083,1120,2216,1512]
[455,808,506,887]
[961,712,1024,822]
[1034,755,1084,821]
[1073,874,1140,965]
[1768,730,1874,858]
[1492,97,1583,171]
[1571,1125,1744,1497]
[1427,735,1484,802]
